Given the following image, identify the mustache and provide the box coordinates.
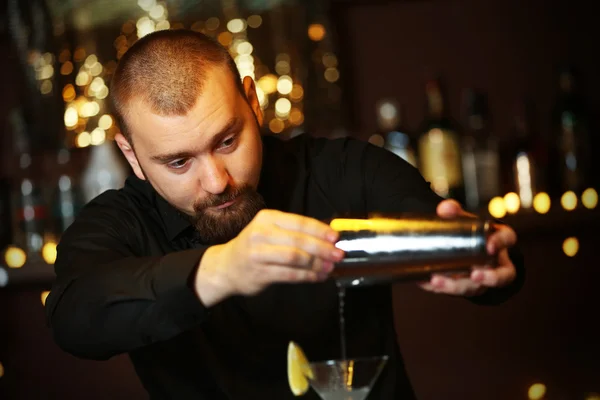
[193,184,253,211]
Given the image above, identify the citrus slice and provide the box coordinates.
[287,341,314,396]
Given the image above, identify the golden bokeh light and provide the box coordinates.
[0,361,3,378]
[504,192,521,214]
[64,107,79,128]
[269,118,285,134]
[76,131,92,148]
[98,114,113,130]
[80,101,100,118]
[122,20,135,35]
[73,47,86,62]
[149,3,166,20]
[89,77,105,94]
[58,49,71,63]
[275,60,290,75]
[277,75,293,95]
[156,20,170,30]
[562,237,579,257]
[75,71,91,86]
[290,84,304,102]
[84,54,98,69]
[488,196,506,219]
[560,191,577,211]
[42,241,57,264]
[137,18,156,38]
[138,0,156,12]
[528,383,546,400]
[289,108,304,126]
[581,188,598,209]
[247,15,262,28]
[324,68,340,83]
[41,291,51,306]
[308,23,326,41]
[62,84,76,102]
[91,128,106,145]
[217,31,233,47]
[227,18,246,33]
[236,41,253,55]
[257,74,278,94]
[322,53,338,68]
[95,85,109,99]
[89,62,103,77]
[5,246,26,269]
[533,192,551,214]
[40,80,53,95]
[60,61,73,76]
[585,393,600,400]
[275,98,292,119]
[205,17,220,31]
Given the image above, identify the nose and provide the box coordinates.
[198,156,230,195]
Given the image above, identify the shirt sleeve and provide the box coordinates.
[45,194,209,361]
[359,141,525,306]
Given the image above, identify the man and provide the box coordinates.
[45,29,523,399]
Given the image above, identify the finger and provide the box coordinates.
[267,211,339,243]
[471,261,516,288]
[250,244,335,274]
[436,199,476,219]
[267,225,345,262]
[486,226,517,254]
[420,274,483,296]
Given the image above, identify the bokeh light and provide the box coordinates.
[528,383,546,400]
[562,237,579,257]
[504,192,520,214]
[4,246,26,269]
[581,188,598,209]
[560,191,577,211]
[488,196,506,219]
[533,192,551,214]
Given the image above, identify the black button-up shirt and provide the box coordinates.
[45,134,524,399]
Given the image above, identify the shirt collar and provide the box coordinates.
[155,191,195,241]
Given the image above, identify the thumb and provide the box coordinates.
[436,199,463,218]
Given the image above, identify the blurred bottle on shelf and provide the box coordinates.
[550,66,591,196]
[374,98,417,168]
[0,178,11,250]
[51,144,85,236]
[417,77,465,204]
[8,108,47,258]
[81,140,128,203]
[502,99,546,209]
[460,89,500,211]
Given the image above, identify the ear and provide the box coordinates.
[114,133,146,181]
[243,76,264,127]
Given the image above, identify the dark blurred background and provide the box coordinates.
[1,0,599,399]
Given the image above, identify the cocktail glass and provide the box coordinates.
[307,356,388,400]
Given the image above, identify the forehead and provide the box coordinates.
[125,66,245,149]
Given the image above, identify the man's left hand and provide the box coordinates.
[419,199,517,297]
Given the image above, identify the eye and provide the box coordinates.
[218,135,238,150]
[167,159,189,169]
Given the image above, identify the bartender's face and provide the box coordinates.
[116,66,265,244]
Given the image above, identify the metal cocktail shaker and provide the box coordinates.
[329,216,496,287]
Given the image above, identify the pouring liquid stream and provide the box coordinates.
[336,282,347,361]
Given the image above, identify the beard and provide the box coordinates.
[188,183,266,245]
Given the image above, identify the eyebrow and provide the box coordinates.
[150,117,243,163]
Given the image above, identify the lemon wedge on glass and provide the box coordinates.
[287,341,314,396]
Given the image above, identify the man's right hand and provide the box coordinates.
[193,209,345,307]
